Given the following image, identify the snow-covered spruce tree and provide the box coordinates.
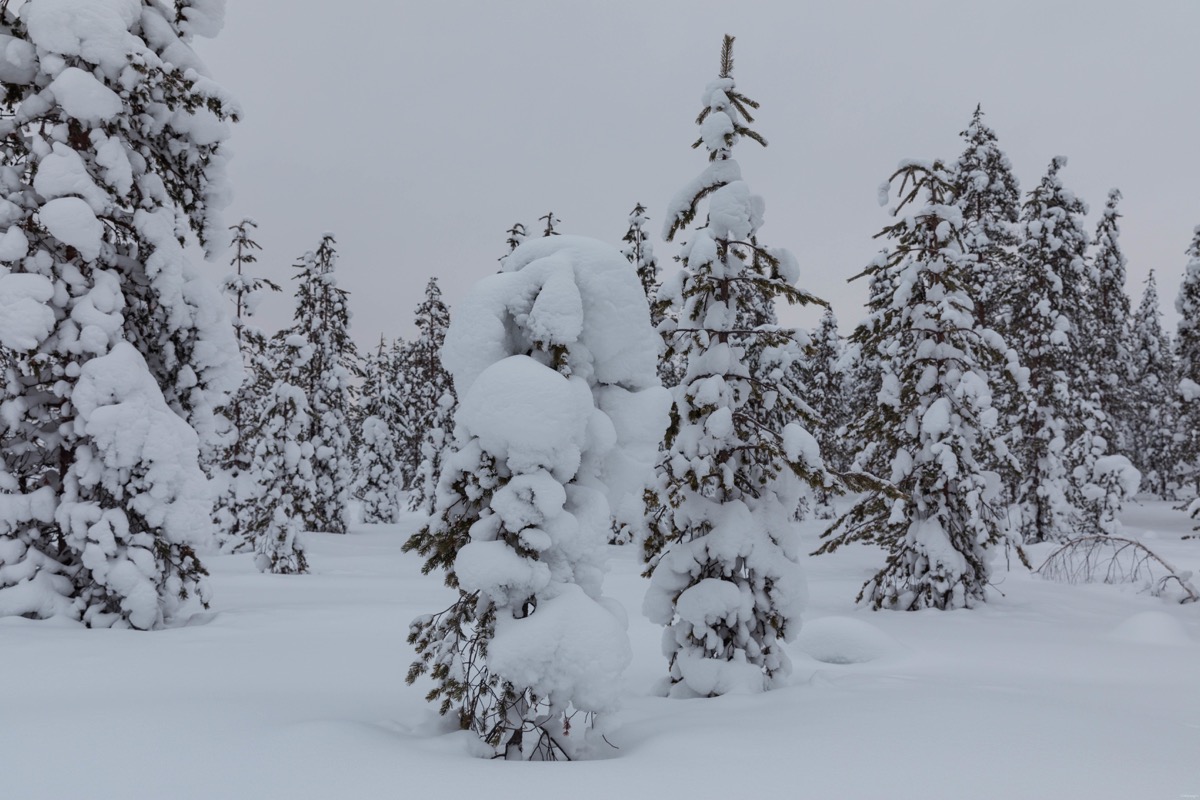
[0,0,238,627]
[814,161,1017,610]
[397,277,455,511]
[246,335,312,575]
[404,236,668,759]
[622,203,662,327]
[214,218,280,551]
[351,337,402,523]
[1089,189,1134,441]
[1175,227,1200,494]
[952,105,1021,331]
[1127,272,1180,497]
[642,36,831,696]
[1009,157,1094,543]
[951,106,1023,499]
[286,235,356,534]
[839,253,896,477]
[797,308,848,512]
[621,202,683,390]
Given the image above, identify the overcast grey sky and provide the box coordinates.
[196,1,1200,348]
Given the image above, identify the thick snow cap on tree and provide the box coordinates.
[443,234,671,511]
[445,236,661,392]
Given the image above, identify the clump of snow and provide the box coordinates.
[38,197,103,261]
[175,0,226,39]
[458,356,591,479]
[47,66,122,122]
[23,0,141,74]
[489,583,631,713]
[0,272,55,350]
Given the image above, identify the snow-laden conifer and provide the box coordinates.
[396,277,455,512]
[247,336,312,575]
[0,0,237,627]
[643,36,831,696]
[951,106,1023,499]
[214,219,280,551]
[622,204,661,326]
[799,308,849,484]
[1175,227,1200,495]
[839,255,896,477]
[815,161,1018,610]
[1089,189,1134,438]
[953,106,1021,323]
[403,236,668,759]
[352,337,403,523]
[621,202,682,389]
[1127,272,1180,497]
[286,235,356,534]
[1009,158,1093,543]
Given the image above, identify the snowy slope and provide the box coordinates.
[2,504,1198,799]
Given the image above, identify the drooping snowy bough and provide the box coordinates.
[404,235,670,760]
[642,35,834,697]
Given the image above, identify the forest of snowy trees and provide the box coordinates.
[1,3,1198,767]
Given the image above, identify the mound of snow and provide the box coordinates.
[1108,612,1193,647]
[796,616,905,664]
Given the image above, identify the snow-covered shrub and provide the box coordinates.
[404,235,669,759]
[1037,535,1198,604]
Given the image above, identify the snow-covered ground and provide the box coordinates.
[3,502,1198,799]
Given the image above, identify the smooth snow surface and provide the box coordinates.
[2,502,1199,798]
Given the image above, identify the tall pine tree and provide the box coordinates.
[397,277,455,511]
[1174,227,1200,494]
[952,105,1021,331]
[1127,272,1179,497]
[816,161,1016,610]
[798,308,848,509]
[215,219,280,552]
[352,337,402,523]
[1089,189,1134,442]
[248,335,313,575]
[621,202,682,388]
[643,36,830,696]
[286,235,357,534]
[951,106,1023,502]
[1009,157,1092,542]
